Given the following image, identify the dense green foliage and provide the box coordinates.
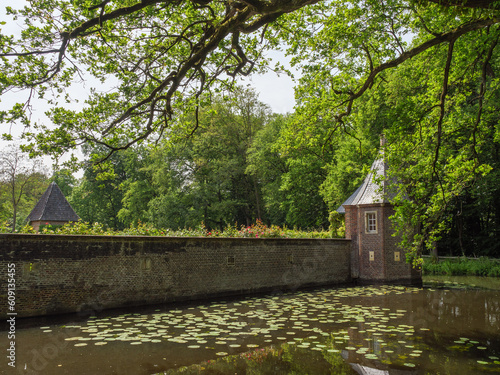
[64,88,338,231]
[2,0,500,260]
[280,0,500,262]
[8,219,333,238]
[423,257,500,277]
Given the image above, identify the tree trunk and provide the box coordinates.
[253,176,262,221]
[11,205,17,233]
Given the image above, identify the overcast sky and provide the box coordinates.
[241,60,297,114]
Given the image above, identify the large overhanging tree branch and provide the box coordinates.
[291,12,500,133]
[0,0,499,161]
[426,0,500,9]
[275,0,500,260]
[340,18,499,119]
[0,0,318,160]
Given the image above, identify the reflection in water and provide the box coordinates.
[9,277,500,375]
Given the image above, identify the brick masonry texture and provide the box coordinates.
[0,234,352,318]
[346,204,421,285]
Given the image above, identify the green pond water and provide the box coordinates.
[8,276,500,375]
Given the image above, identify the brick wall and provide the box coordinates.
[344,206,359,278]
[381,206,421,283]
[0,234,352,318]
[358,205,385,281]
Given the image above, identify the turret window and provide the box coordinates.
[365,212,378,234]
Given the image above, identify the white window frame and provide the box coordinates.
[365,211,378,234]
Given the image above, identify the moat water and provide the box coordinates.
[7,276,500,375]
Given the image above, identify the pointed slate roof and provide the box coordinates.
[337,152,396,213]
[27,182,80,222]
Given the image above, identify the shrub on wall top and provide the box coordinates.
[9,219,334,239]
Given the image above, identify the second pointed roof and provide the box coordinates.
[27,182,80,222]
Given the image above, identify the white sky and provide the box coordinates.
[241,60,297,114]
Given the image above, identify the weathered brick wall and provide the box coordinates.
[382,207,421,283]
[344,206,359,278]
[0,234,351,318]
[346,204,421,285]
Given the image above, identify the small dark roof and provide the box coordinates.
[338,153,396,212]
[27,182,80,222]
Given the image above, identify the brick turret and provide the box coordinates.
[339,140,421,285]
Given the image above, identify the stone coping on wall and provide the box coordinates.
[0,233,351,241]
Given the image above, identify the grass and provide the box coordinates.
[423,257,500,277]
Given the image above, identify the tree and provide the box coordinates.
[117,148,156,227]
[273,0,500,260]
[51,167,77,197]
[2,0,500,255]
[69,147,131,229]
[0,145,48,231]
[1,0,499,160]
[246,114,289,225]
[0,0,316,160]
[189,87,271,228]
[143,87,271,230]
[271,112,339,229]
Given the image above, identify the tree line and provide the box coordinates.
[66,88,334,232]
[1,0,500,260]
[2,85,500,259]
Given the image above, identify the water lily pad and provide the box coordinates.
[65,337,83,341]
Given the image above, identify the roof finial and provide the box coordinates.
[380,134,387,148]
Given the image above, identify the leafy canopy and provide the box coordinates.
[0,0,318,159]
[282,0,500,261]
[2,0,500,258]
[1,0,499,160]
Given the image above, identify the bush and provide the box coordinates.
[11,219,333,239]
[423,257,500,277]
[38,223,66,232]
[0,221,11,233]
